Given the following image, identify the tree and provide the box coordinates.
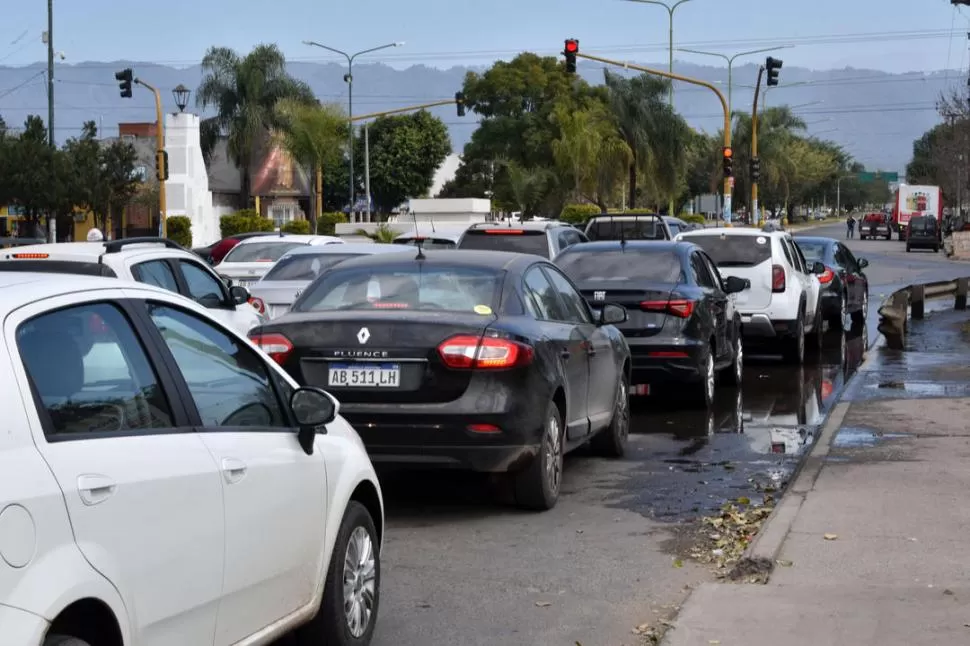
[364,110,450,214]
[503,161,556,218]
[5,116,56,235]
[99,139,140,233]
[196,44,317,207]
[63,121,103,221]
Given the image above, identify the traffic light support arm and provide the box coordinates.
[751,65,765,224]
[134,78,168,237]
[351,98,460,122]
[574,51,733,222]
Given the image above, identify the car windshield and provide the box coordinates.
[585,218,665,241]
[458,230,549,255]
[685,234,772,267]
[223,240,306,263]
[294,265,502,313]
[262,253,364,282]
[795,242,828,262]
[557,250,684,283]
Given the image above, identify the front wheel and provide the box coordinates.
[805,307,824,359]
[693,350,716,408]
[721,332,743,388]
[590,372,630,457]
[293,501,381,646]
[514,401,565,510]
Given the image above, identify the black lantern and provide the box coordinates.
[172,84,190,112]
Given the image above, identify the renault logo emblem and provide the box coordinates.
[357,327,370,344]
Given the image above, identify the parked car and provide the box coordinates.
[193,231,280,265]
[0,237,263,335]
[456,221,588,259]
[0,272,383,646]
[249,250,632,510]
[905,215,942,253]
[859,212,892,240]
[793,236,869,330]
[250,242,412,319]
[214,234,345,287]
[556,241,748,408]
[583,213,671,241]
[677,227,825,363]
[393,225,467,249]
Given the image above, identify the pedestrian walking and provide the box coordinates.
[846,214,856,239]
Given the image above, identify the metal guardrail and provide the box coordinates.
[877,277,970,350]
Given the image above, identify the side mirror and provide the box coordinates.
[290,387,338,455]
[219,274,234,287]
[598,303,627,326]
[229,285,250,305]
[857,258,869,269]
[723,275,750,294]
[812,261,826,275]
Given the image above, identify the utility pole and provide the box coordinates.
[364,124,371,222]
[45,0,55,242]
[751,65,765,226]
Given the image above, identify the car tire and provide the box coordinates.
[721,332,743,388]
[852,289,868,326]
[44,638,91,646]
[906,244,911,252]
[694,348,716,408]
[782,314,805,364]
[806,306,824,360]
[590,372,630,458]
[293,501,380,646]
[829,291,848,332]
[514,400,565,511]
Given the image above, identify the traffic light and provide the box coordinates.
[455,91,466,117]
[115,68,133,98]
[156,149,169,181]
[723,147,733,177]
[765,57,783,87]
[750,157,761,182]
[564,39,579,74]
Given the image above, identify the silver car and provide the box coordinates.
[249,243,411,319]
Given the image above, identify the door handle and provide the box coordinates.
[221,457,248,484]
[77,474,116,506]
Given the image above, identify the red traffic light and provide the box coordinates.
[565,39,579,54]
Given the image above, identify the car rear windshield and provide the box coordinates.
[685,234,772,267]
[794,241,828,262]
[262,253,363,281]
[294,265,503,313]
[863,213,884,222]
[557,250,684,284]
[910,217,936,231]
[458,229,549,256]
[585,218,666,241]
[223,241,306,263]
[393,237,458,249]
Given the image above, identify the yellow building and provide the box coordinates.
[0,205,99,241]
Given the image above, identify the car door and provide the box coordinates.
[522,265,590,439]
[543,264,616,431]
[834,244,863,310]
[695,252,731,363]
[141,301,327,645]
[8,295,224,646]
[176,257,261,334]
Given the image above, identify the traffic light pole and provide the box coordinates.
[572,51,734,224]
[134,78,167,238]
[350,97,462,122]
[751,65,765,226]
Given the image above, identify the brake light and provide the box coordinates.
[248,297,266,314]
[484,229,523,234]
[640,299,695,318]
[372,302,409,309]
[818,267,835,284]
[770,442,786,454]
[12,253,49,259]
[437,334,533,369]
[772,264,786,292]
[249,332,293,364]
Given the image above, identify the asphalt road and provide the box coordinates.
[277,223,970,646]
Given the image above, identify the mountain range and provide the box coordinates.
[0,58,961,175]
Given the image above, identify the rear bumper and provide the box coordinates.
[820,289,842,318]
[740,313,799,339]
[625,337,706,384]
[0,604,48,644]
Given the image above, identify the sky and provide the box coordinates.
[2,0,970,73]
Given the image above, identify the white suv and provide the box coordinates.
[677,228,825,363]
[0,272,383,646]
[0,238,263,336]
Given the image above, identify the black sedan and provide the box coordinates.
[793,236,869,330]
[248,250,632,511]
[555,241,749,409]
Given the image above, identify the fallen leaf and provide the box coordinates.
[776,559,794,567]
[535,601,552,607]
[673,558,684,568]
[736,496,751,505]
[823,533,838,540]
[632,622,651,635]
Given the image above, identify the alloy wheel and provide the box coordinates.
[544,414,563,496]
[734,337,744,384]
[615,377,630,442]
[705,353,715,404]
[343,526,377,638]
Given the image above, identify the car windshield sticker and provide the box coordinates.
[473,304,493,315]
[756,236,767,244]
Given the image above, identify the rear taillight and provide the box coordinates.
[818,268,835,284]
[770,442,786,454]
[248,297,266,314]
[249,332,293,364]
[772,264,786,292]
[640,299,695,318]
[437,334,533,369]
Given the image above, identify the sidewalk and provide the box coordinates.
[662,307,970,646]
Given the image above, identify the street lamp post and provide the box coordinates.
[172,85,190,113]
[303,40,404,222]
[676,45,793,114]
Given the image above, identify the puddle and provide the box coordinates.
[866,381,955,396]
[833,426,912,448]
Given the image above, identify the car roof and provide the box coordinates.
[0,240,197,262]
[559,240,693,255]
[233,234,342,246]
[680,227,785,238]
[587,213,662,221]
[280,243,411,256]
[0,272,179,313]
[662,216,686,223]
[467,220,567,231]
[317,249,538,272]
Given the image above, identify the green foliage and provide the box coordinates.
[366,111,451,213]
[220,211,275,237]
[281,219,311,234]
[274,100,347,180]
[316,211,347,235]
[682,213,707,225]
[560,203,602,223]
[354,223,397,243]
[166,216,193,247]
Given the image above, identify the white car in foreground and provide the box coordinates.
[0,272,383,646]
[215,234,344,288]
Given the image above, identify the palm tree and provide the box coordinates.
[196,44,317,208]
[604,71,691,209]
[355,223,397,243]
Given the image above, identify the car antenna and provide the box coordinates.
[429,215,436,233]
[411,206,426,260]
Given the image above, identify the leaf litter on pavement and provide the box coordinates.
[684,495,775,580]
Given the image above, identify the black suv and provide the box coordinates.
[905,215,941,253]
[456,221,588,259]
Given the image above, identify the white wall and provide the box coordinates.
[164,113,219,246]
